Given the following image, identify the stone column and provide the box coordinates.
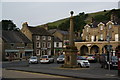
[62,11,78,68]
[69,11,75,46]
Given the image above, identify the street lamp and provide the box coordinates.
[107,24,112,70]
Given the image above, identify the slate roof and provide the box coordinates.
[54,36,62,42]
[48,29,69,35]
[89,19,120,28]
[2,30,31,43]
[28,26,53,36]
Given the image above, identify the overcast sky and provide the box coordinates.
[1,0,120,29]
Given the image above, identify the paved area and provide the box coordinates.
[2,69,84,80]
[3,61,119,80]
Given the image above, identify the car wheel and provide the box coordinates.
[86,66,89,68]
[57,61,59,64]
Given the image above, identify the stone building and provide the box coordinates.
[49,29,69,47]
[53,36,63,56]
[2,30,33,61]
[21,22,54,57]
[75,20,120,56]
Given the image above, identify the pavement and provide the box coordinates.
[3,61,119,80]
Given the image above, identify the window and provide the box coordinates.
[91,36,94,42]
[36,42,40,48]
[47,42,51,48]
[36,49,40,55]
[42,42,46,48]
[36,36,40,40]
[48,36,51,40]
[48,50,51,55]
[109,24,112,29]
[11,43,14,46]
[56,42,59,47]
[115,34,118,41]
[25,43,27,46]
[86,36,88,40]
[42,36,46,40]
[100,34,103,40]
[86,28,89,32]
[100,26,103,30]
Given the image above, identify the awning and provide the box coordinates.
[5,49,33,52]
[24,49,33,52]
[5,50,19,52]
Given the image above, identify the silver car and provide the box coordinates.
[57,55,65,63]
[40,55,54,63]
[29,56,38,64]
[77,56,90,68]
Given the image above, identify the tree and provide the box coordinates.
[0,20,19,31]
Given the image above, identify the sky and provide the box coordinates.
[1,0,120,29]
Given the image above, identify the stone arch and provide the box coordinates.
[90,45,99,54]
[102,45,108,54]
[80,45,88,56]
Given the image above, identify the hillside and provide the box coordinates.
[38,9,120,32]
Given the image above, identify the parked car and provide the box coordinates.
[77,56,90,68]
[57,55,65,63]
[86,54,97,62]
[104,56,118,69]
[29,56,38,64]
[40,55,54,63]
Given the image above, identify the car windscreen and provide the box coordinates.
[30,57,37,59]
[77,56,87,60]
[41,56,47,58]
[58,55,64,58]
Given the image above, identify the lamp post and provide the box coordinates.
[107,24,112,70]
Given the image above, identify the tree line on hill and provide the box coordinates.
[48,9,120,34]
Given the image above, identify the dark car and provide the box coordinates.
[100,55,118,69]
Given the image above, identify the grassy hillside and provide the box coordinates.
[37,9,120,32]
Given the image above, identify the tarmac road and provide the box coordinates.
[2,69,84,80]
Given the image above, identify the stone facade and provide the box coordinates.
[75,21,120,55]
[2,30,33,61]
[21,22,54,57]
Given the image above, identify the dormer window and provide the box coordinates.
[100,26,103,30]
[86,28,89,32]
[108,24,112,29]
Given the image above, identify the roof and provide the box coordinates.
[28,26,53,36]
[2,30,31,43]
[88,20,120,28]
[49,29,69,35]
[54,36,62,42]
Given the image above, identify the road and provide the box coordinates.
[2,60,118,80]
[2,69,84,80]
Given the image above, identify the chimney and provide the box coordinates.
[22,22,28,27]
[43,24,48,30]
[111,13,114,21]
